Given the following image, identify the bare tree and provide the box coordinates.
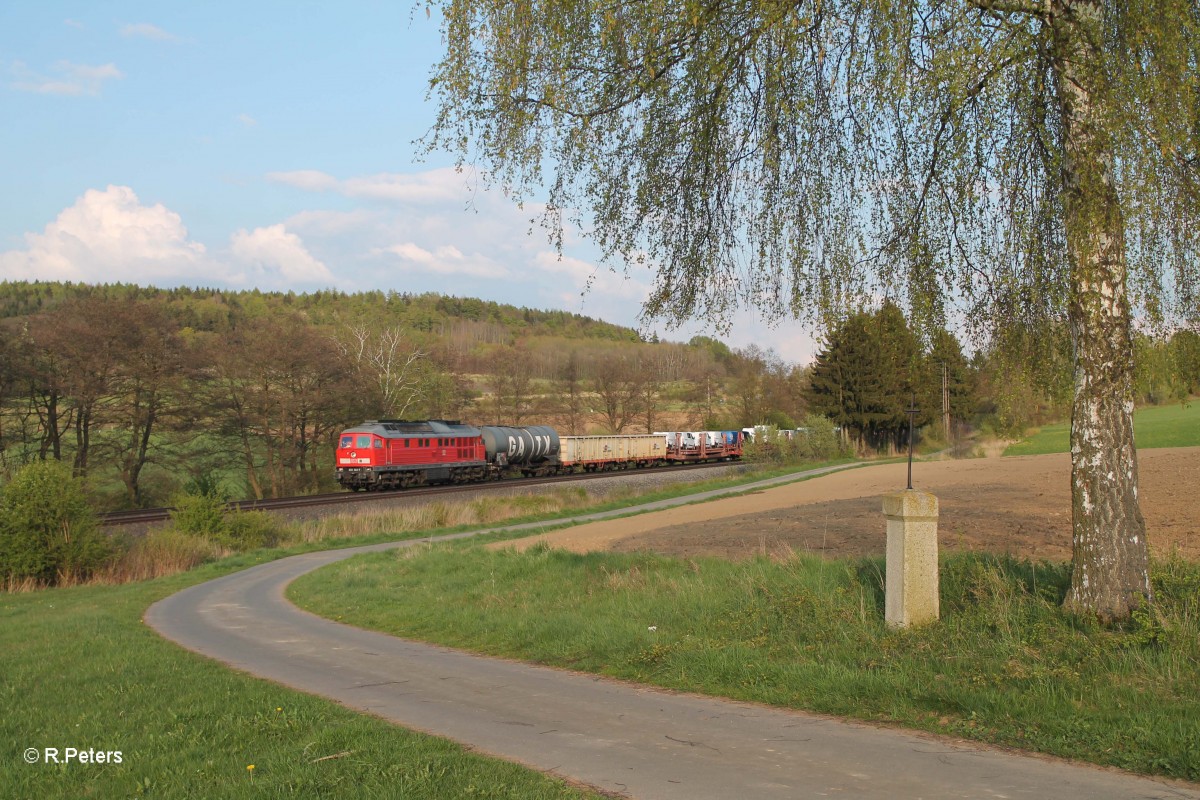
[557,350,588,434]
[635,351,669,433]
[487,345,537,425]
[335,325,427,418]
[591,352,644,433]
[105,300,186,507]
[208,317,352,498]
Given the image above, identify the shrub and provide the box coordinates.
[167,491,282,552]
[167,491,228,539]
[744,415,849,465]
[793,413,847,460]
[0,460,111,587]
[221,510,281,551]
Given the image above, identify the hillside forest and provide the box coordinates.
[0,281,1196,511]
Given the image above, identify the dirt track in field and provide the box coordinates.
[504,447,1200,562]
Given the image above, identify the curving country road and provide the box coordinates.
[145,467,1200,800]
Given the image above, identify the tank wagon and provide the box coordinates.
[335,420,743,491]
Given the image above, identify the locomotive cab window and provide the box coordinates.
[356,435,371,448]
[340,435,353,448]
[374,438,383,449]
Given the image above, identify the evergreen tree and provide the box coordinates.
[808,312,889,451]
[872,303,926,451]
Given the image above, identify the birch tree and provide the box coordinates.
[422,0,1200,620]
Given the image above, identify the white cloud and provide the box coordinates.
[285,208,380,237]
[64,19,85,29]
[341,169,471,203]
[267,170,339,192]
[0,185,212,283]
[230,224,334,284]
[120,23,178,41]
[373,242,509,278]
[268,167,476,204]
[236,113,257,127]
[10,60,123,95]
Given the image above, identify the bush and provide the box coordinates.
[168,491,228,539]
[744,415,849,465]
[793,413,847,460]
[221,510,281,551]
[168,491,282,552]
[0,460,111,587]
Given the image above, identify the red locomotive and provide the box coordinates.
[335,420,743,491]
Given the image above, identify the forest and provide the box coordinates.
[0,281,1194,510]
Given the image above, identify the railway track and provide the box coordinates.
[100,461,741,528]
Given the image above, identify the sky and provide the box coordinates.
[0,2,822,364]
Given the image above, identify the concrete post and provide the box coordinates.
[882,490,939,628]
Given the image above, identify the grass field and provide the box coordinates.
[0,552,603,800]
[290,545,1200,782]
[3,462,864,799]
[1004,401,1200,456]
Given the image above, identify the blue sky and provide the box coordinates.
[1,2,820,363]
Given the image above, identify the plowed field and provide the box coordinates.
[508,447,1199,562]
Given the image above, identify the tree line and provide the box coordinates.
[2,282,1192,513]
[0,283,810,508]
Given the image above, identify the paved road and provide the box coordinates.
[145,468,1200,800]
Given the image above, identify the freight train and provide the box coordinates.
[335,420,744,491]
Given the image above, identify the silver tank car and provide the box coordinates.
[480,425,560,466]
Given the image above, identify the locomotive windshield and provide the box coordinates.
[340,435,353,448]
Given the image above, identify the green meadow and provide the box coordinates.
[0,554,602,800]
[1004,401,1200,456]
[290,545,1200,782]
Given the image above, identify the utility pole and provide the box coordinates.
[942,362,950,443]
[906,394,918,490]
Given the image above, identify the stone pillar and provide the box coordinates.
[882,490,940,628]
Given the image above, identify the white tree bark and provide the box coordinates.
[1053,0,1151,619]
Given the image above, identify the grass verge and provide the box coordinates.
[287,459,859,543]
[0,553,604,800]
[1004,401,1200,455]
[290,544,1200,782]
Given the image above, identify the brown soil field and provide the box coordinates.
[505,447,1200,562]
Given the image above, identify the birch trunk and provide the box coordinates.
[1053,0,1151,620]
